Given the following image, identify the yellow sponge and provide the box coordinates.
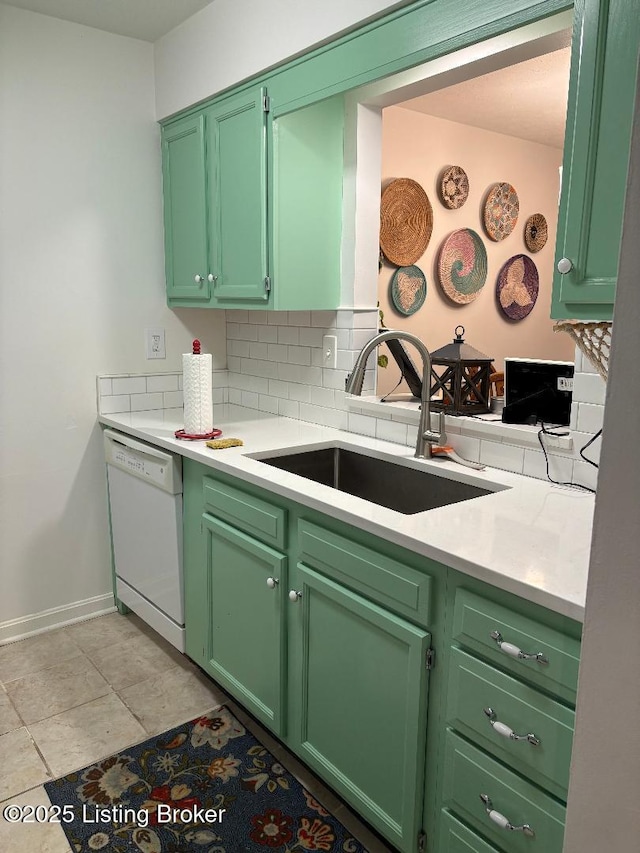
[206,438,244,450]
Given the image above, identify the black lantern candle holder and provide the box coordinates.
[430,326,492,415]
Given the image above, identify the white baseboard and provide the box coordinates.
[0,593,117,646]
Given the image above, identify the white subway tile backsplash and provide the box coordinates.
[267,343,289,362]
[336,350,356,371]
[288,383,311,403]
[259,394,280,415]
[212,388,228,405]
[228,388,243,405]
[479,441,524,474]
[347,412,377,438]
[98,377,112,396]
[322,368,347,390]
[573,372,606,406]
[268,379,289,398]
[130,392,164,412]
[573,430,602,465]
[240,358,273,379]
[226,323,240,340]
[100,395,131,414]
[350,328,376,350]
[376,418,408,446]
[287,311,311,326]
[146,374,179,393]
[227,356,242,373]
[278,326,299,345]
[227,339,251,358]
[311,311,338,328]
[258,325,279,343]
[247,310,268,325]
[249,342,269,361]
[112,377,146,395]
[241,391,260,409]
[288,346,311,365]
[572,459,599,491]
[447,434,481,463]
[310,386,335,408]
[238,323,259,341]
[576,402,605,435]
[278,399,300,419]
[352,310,379,328]
[299,327,324,347]
[267,311,289,325]
[336,311,355,329]
[163,390,183,408]
[523,449,574,483]
[226,309,248,324]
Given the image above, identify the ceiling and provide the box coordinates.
[1,0,215,41]
[399,47,571,149]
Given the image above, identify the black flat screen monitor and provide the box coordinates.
[503,358,574,426]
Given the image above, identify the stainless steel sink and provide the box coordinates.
[256,446,496,514]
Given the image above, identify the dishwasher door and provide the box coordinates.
[104,430,184,649]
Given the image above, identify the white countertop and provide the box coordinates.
[99,405,594,621]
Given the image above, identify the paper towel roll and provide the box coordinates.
[183,350,213,435]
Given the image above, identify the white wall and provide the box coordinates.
[0,4,224,638]
[153,0,411,118]
[563,62,640,852]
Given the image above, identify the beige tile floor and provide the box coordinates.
[0,611,394,852]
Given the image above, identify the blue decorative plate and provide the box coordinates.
[390,265,427,315]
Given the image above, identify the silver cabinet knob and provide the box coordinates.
[266,577,279,589]
[194,274,204,284]
[207,274,218,284]
[557,257,573,274]
[288,590,302,602]
[484,708,540,746]
[480,794,535,837]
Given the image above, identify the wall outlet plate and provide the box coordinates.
[323,335,337,369]
[145,328,166,359]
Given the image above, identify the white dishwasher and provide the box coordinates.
[104,429,185,651]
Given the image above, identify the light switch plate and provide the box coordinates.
[145,328,166,359]
[322,335,337,369]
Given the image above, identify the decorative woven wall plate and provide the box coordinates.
[390,265,427,315]
[496,254,539,320]
[484,182,519,241]
[380,178,433,265]
[524,213,548,252]
[437,229,488,304]
[440,165,469,209]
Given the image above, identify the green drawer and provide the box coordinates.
[439,810,501,853]
[452,590,580,703]
[447,648,574,799]
[442,730,566,853]
[203,476,287,549]
[298,520,431,626]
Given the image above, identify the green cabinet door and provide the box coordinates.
[207,87,269,305]
[289,563,430,852]
[161,114,210,303]
[202,513,286,734]
[552,0,640,320]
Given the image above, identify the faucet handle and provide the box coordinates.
[423,410,446,446]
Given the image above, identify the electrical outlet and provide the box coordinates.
[322,335,337,369]
[145,328,166,359]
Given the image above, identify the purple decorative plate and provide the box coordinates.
[496,254,539,320]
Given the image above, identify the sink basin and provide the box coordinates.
[256,446,496,514]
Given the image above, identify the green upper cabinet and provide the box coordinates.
[206,87,270,304]
[552,0,640,320]
[161,114,210,303]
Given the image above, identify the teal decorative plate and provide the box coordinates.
[390,265,427,315]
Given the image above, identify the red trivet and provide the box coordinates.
[174,428,222,441]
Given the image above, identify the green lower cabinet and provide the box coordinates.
[202,513,287,734]
[289,563,430,852]
[446,648,575,800]
[442,731,566,853]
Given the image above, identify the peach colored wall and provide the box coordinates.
[377,106,574,396]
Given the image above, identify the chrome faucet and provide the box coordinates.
[345,329,445,459]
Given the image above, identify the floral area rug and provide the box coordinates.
[44,706,369,853]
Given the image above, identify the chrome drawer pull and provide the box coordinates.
[489,630,549,664]
[480,794,535,837]
[484,707,540,746]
